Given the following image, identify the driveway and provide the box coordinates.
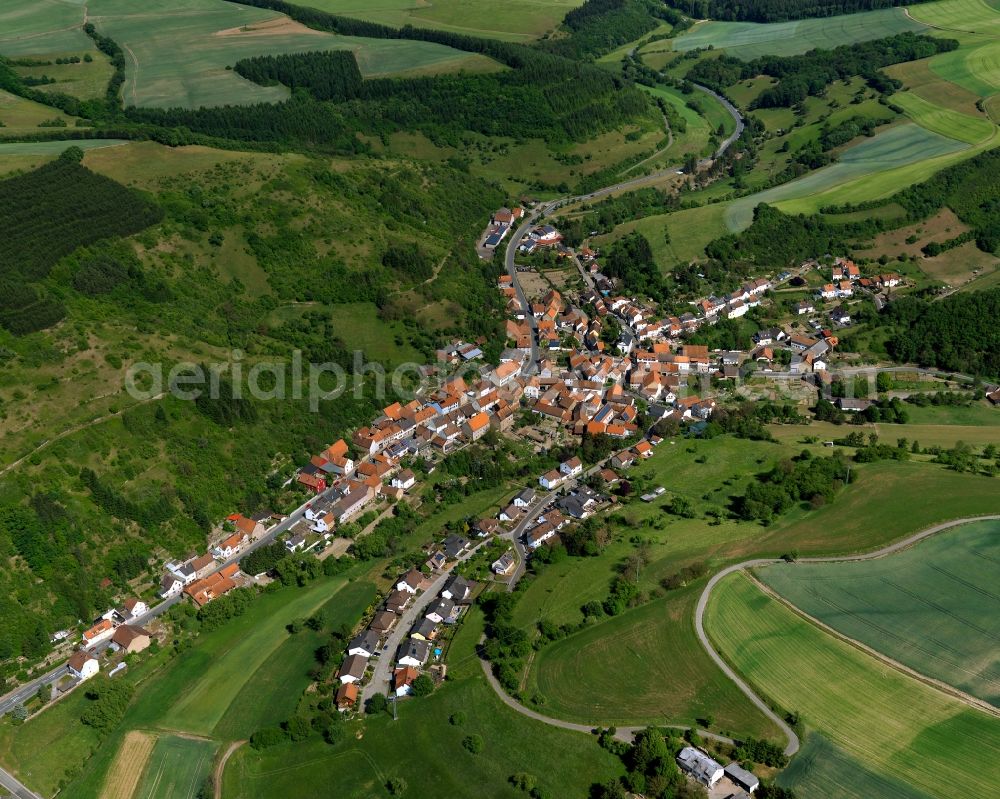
[361,539,489,706]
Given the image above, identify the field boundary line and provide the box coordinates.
[746,572,1000,718]
[695,514,1000,756]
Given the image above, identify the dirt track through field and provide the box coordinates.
[100,730,157,799]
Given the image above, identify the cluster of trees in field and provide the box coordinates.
[603,231,670,301]
[706,204,851,267]
[542,0,688,60]
[888,147,1000,252]
[233,50,363,101]
[668,0,934,23]
[0,150,162,333]
[880,289,1000,376]
[686,33,956,108]
[734,451,851,522]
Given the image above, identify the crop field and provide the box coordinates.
[759,518,1000,707]
[88,0,498,108]
[9,0,494,109]
[297,0,583,41]
[891,90,995,144]
[136,735,215,799]
[707,571,1000,799]
[100,731,157,799]
[778,733,937,799]
[724,124,969,231]
[745,459,1000,556]
[672,9,924,60]
[886,54,986,116]
[0,0,91,55]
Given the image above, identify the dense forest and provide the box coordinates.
[0,149,162,334]
[228,47,649,147]
[668,0,935,23]
[881,289,1000,377]
[542,0,689,59]
[686,33,957,107]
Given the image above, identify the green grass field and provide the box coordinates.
[758,518,1000,706]
[707,571,1000,799]
[672,9,925,60]
[12,50,115,101]
[525,586,784,737]
[137,735,216,799]
[79,0,499,108]
[0,576,376,794]
[297,0,583,41]
[156,578,375,736]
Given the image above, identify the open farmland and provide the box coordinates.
[707,571,1000,799]
[673,9,925,60]
[778,733,937,799]
[100,731,157,799]
[0,0,92,55]
[724,124,969,232]
[759,518,1000,707]
[297,0,583,41]
[136,735,215,799]
[11,0,498,109]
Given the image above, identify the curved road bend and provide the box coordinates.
[477,515,999,757]
[502,80,745,374]
[478,654,734,747]
[694,514,1000,756]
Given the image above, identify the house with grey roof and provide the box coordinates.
[724,762,759,794]
[441,574,473,604]
[347,629,381,659]
[677,747,724,787]
[397,639,430,668]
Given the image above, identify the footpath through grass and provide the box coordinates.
[758,518,1000,707]
[707,571,1000,799]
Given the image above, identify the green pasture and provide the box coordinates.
[12,49,114,101]
[297,0,583,41]
[0,0,91,55]
[759,518,1000,706]
[84,0,498,108]
[137,735,216,799]
[594,203,727,268]
[901,400,1000,426]
[746,458,1000,556]
[778,733,936,799]
[0,687,101,797]
[707,571,1000,799]
[156,578,375,736]
[525,586,783,738]
[672,9,924,60]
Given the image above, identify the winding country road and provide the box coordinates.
[481,515,1000,757]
